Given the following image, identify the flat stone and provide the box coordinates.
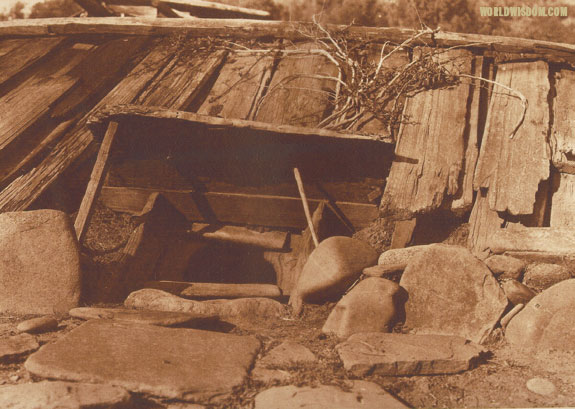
[362,264,404,278]
[322,277,403,339]
[17,316,58,334]
[501,279,536,305]
[69,307,217,327]
[124,289,286,324]
[0,210,81,315]
[399,244,508,343]
[378,245,431,268]
[0,334,39,362]
[251,367,292,383]
[254,381,408,409]
[336,332,486,376]
[484,254,526,280]
[295,236,378,303]
[259,341,316,367]
[526,378,556,396]
[523,263,572,291]
[506,279,575,352]
[0,381,131,409]
[25,320,260,402]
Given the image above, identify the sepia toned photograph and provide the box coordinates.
[0,0,574,407]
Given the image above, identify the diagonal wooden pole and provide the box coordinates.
[293,167,319,248]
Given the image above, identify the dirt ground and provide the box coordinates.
[2,303,575,409]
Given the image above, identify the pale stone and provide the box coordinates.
[0,334,39,362]
[254,381,408,409]
[25,320,260,402]
[501,279,536,305]
[378,245,431,267]
[0,210,81,315]
[259,341,316,367]
[526,378,556,396]
[17,317,58,334]
[322,277,403,339]
[336,332,486,376]
[506,279,575,353]
[484,254,526,280]
[399,244,508,343]
[124,289,286,323]
[523,263,572,290]
[251,367,292,384]
[0,381,131,409]
[69,307,217,327]
[295,236,378,303]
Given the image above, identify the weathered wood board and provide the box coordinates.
[0,37,64,87]
[468,189,504,254]
[380,49,472,217]
[198,52,274,120]
[551,69,575,174]
[550,172,575,228]
[0,40,177,212]
[254,43,338,127]
[100,186,379,230]
[473,61,550,215]
[487,227,575,255]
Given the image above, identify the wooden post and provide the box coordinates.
[294,168,319,248]
[74,121,119,243]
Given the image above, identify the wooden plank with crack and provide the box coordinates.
[467,189,504,254]
[550,172,575,228]
[551,69,575,174]
[197,52,274,120]
[473,61,550,216]
[254,43,338,127]
[0,42,96,153]
[99,186,378,229]
[380,49,473,218]
[0,40,178,212]
[0,37,65,87]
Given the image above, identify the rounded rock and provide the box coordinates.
[17,316,59,334]
[526,377,556,396]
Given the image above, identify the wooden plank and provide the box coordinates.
[390,218,417,249]
[0,37,64,87]
[89,104,383,142]
[473,61,550,215]
[550,172,575,228]
[467,189,504,254]
[0,43,96,153]
[136,49,227,108]
[99,186,378,229]
[74,121,119,243]
[51,36,150,118]
[0,41,177,212]
[380,49,472,218]
[144,281,282,299]
[451,56,486,213]
[197,52,274,120]
[2,18,575,63]
[190,223,288,250]
[551,69,575,174]
[254,43,338,127]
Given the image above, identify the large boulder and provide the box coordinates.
[399,244,508,343]
[523,263,572,291]
[322,277,404,338]
[506,279,575,352]
[294,237,378,304]
[378,245,431,268]
[484,254,526,280]
[0,210,81,315]
[125,289,286,323]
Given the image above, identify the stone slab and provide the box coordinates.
[0,381,131,409]
[0,210,81,315]
[259,341,316,367]
[0,334,39,362]
[17,316,58,334]
[69,307,217,327]
[254,381,408,409]
[25,320,260,402]
[336,332,486,376]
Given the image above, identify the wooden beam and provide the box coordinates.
[1,18,575,62]
[487,228,575,255]
[190,223,288,250]
[143,281,282,299]
[100,186,379,230]
[74,121,119,243]
[88,104,387,143]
